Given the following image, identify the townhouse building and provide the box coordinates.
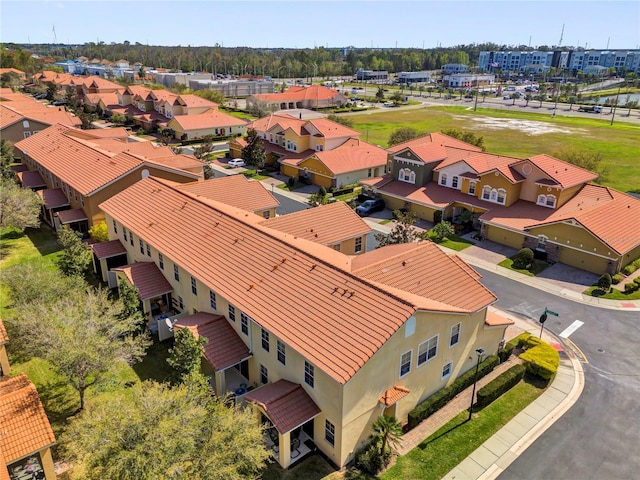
[97,175,510,469]
[362,133,640,275]
[14,124,204,232]
[246,85,348,111]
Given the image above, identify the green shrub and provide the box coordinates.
[622,263,639,275]
[625,282,638,292]
[433,210,443,224]
[512,248,534,270]
[612,273,624,284]
[407,355,499,429]
[354,442,389,475]
[519,337,560,380]
[597,273,612,291]
[498,343,515,363]
[476,364,526,408]
[634,277,640,286]
[287,176,295,188]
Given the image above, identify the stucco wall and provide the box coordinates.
[484,224,524,249]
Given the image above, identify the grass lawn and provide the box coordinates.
[425,232,475,252]
[381,380,545,480]
[277,180,307,192]
[347,105,640,193]
[242,169,271,180]
[584,285,640,300]
[498,257,550,277]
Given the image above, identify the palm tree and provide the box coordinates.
[371,415,403,458]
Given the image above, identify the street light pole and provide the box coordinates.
[468,348,485,421]
[610,85,622,126]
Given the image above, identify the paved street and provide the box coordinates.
[476,269,640,480]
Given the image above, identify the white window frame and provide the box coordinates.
[537,194,546,205]
[497,188,506,204]
[209,290,217,310]
[325,419,335,446]
[261,328,269,351]
[158,253,164,270]
[191,276,197,295]
[545,195,556,207]
[400,350,412,378]
[277,340,286,365]
[354,237,363,253]
[482,185,491,200]
[439,173,448,186]
[228,305,236,322]
[452,175,459,189]
[304,361,314,388]
[469,181,476,195]
[260,364,268,384]
[173,264,180,282]
[418,335,438,365]
[442,361,453,379]
[450,323,461,347]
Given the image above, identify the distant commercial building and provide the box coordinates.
[478,49,640,74]
[397,71,431,84]
[189,79,274,97]
[354,68,388,81]
[442,73,495,88]
[441,63,468,74]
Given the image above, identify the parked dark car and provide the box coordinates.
[355,198,385,216]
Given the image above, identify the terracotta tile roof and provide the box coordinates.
[0,101,81,129]
[37,188,69,209]
[56,208,88,224]
[149,89,178,103]
[244,380,321,434]
[485,309,515,327]
[113,262,173,301]
[0,319,8,344]
[174,313,251,371]
[0,460,8,480]
[100,177,417,384]
[352,242,496,313]
[305,118,360,139]
[525,154,599,188]
[15,124,198,196]
[387,132,483,154]
[0,374,56,463]
[379,385,410,406]
[81,127,129,139]
[16,170,46,189]
[176,175,279,213]
[90,239,128,259]
[377,180,487,210]
[264,143,314,165]
[261,202,370,246]
[177,94,219,109]
[249,113,302,133]
[0,68,25,77]
[311,140,387,175]
[169,108,247,131]
[133,111,168,124]
[84,92,120,107]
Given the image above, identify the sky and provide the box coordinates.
[1,0,639,50]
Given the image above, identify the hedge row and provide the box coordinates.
[497,332,531,362]
[519,336,560,380]
[622,258,640,275]
[476,364,526,408]
[407,355,499,429]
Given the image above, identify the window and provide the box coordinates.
[450,323,461,347]
[240,312,249,335]
[123,227,127,242]
[191,276,197,295]
[261,328,269,351]
[173,264,180,282]
[129,231,134,246]
[490,189,497,202]
[23,120,30,128]
[209,290,217,310]
[439,173,447,186]
[418,335,438,365]
[545,195,556,207]
[469,182,476,195]
[452,176,459,189]
[277,340,286,365]
[178,296,184,310]
[81,196,85,208]
[537,194,546,205]
[260,365,268,384]
[304,361,314,387]
[497,189,506,204]
[355,237,363,253]
[158,253,164,270]
[408,171,416,183]
[112,220,117,233]
[139,239,144,254]
[400,350,412,377]
[146,243,151,257]
[333,244,340,252]
[228,305,236,322]
[23,131,31,139]
[537,235,548,249]
[442,361,453,379]
[325,420,335,446]
[262,210,270,219]
[482,185,491,200]
[368,168,372,177]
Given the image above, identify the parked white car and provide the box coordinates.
[227,159,246,168]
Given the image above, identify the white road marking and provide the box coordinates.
[559,320,584,338]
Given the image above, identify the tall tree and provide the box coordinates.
[56,228,92,277]
[0,178,42,230]
[8,287,150,410]
[241,128,266,169]
[63,379,270,479]
[388,127,419,147]
[440,128,485,151]
[167,327,207,383]
[326,114,354,128]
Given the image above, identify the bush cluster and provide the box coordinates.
[512,248,534,270]
[624,278,640,293]
[622,258,640,275]
[519,336,560,380]
[354,442,390,475]
[612,273,624,284]
[476,364,527,408]
[498,332,531,362]
[407,355,499,429]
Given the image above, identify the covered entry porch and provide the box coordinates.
[245,380,321,468]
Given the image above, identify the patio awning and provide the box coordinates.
[56,208,88,225]
[17,170,46,189]
[379,385,410,407]
[90,239,128,259]
[244,380,321,434]
[112,262,172,301]
[174,313,251,371]
[37,189,69,209]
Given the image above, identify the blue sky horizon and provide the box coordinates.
[2,1,639,51]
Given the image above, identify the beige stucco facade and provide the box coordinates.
[2,119,51,155]
[0,343,10,377]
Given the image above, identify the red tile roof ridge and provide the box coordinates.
[525,154,598,188]
[364,279,470,313]
[351,242,425,272]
